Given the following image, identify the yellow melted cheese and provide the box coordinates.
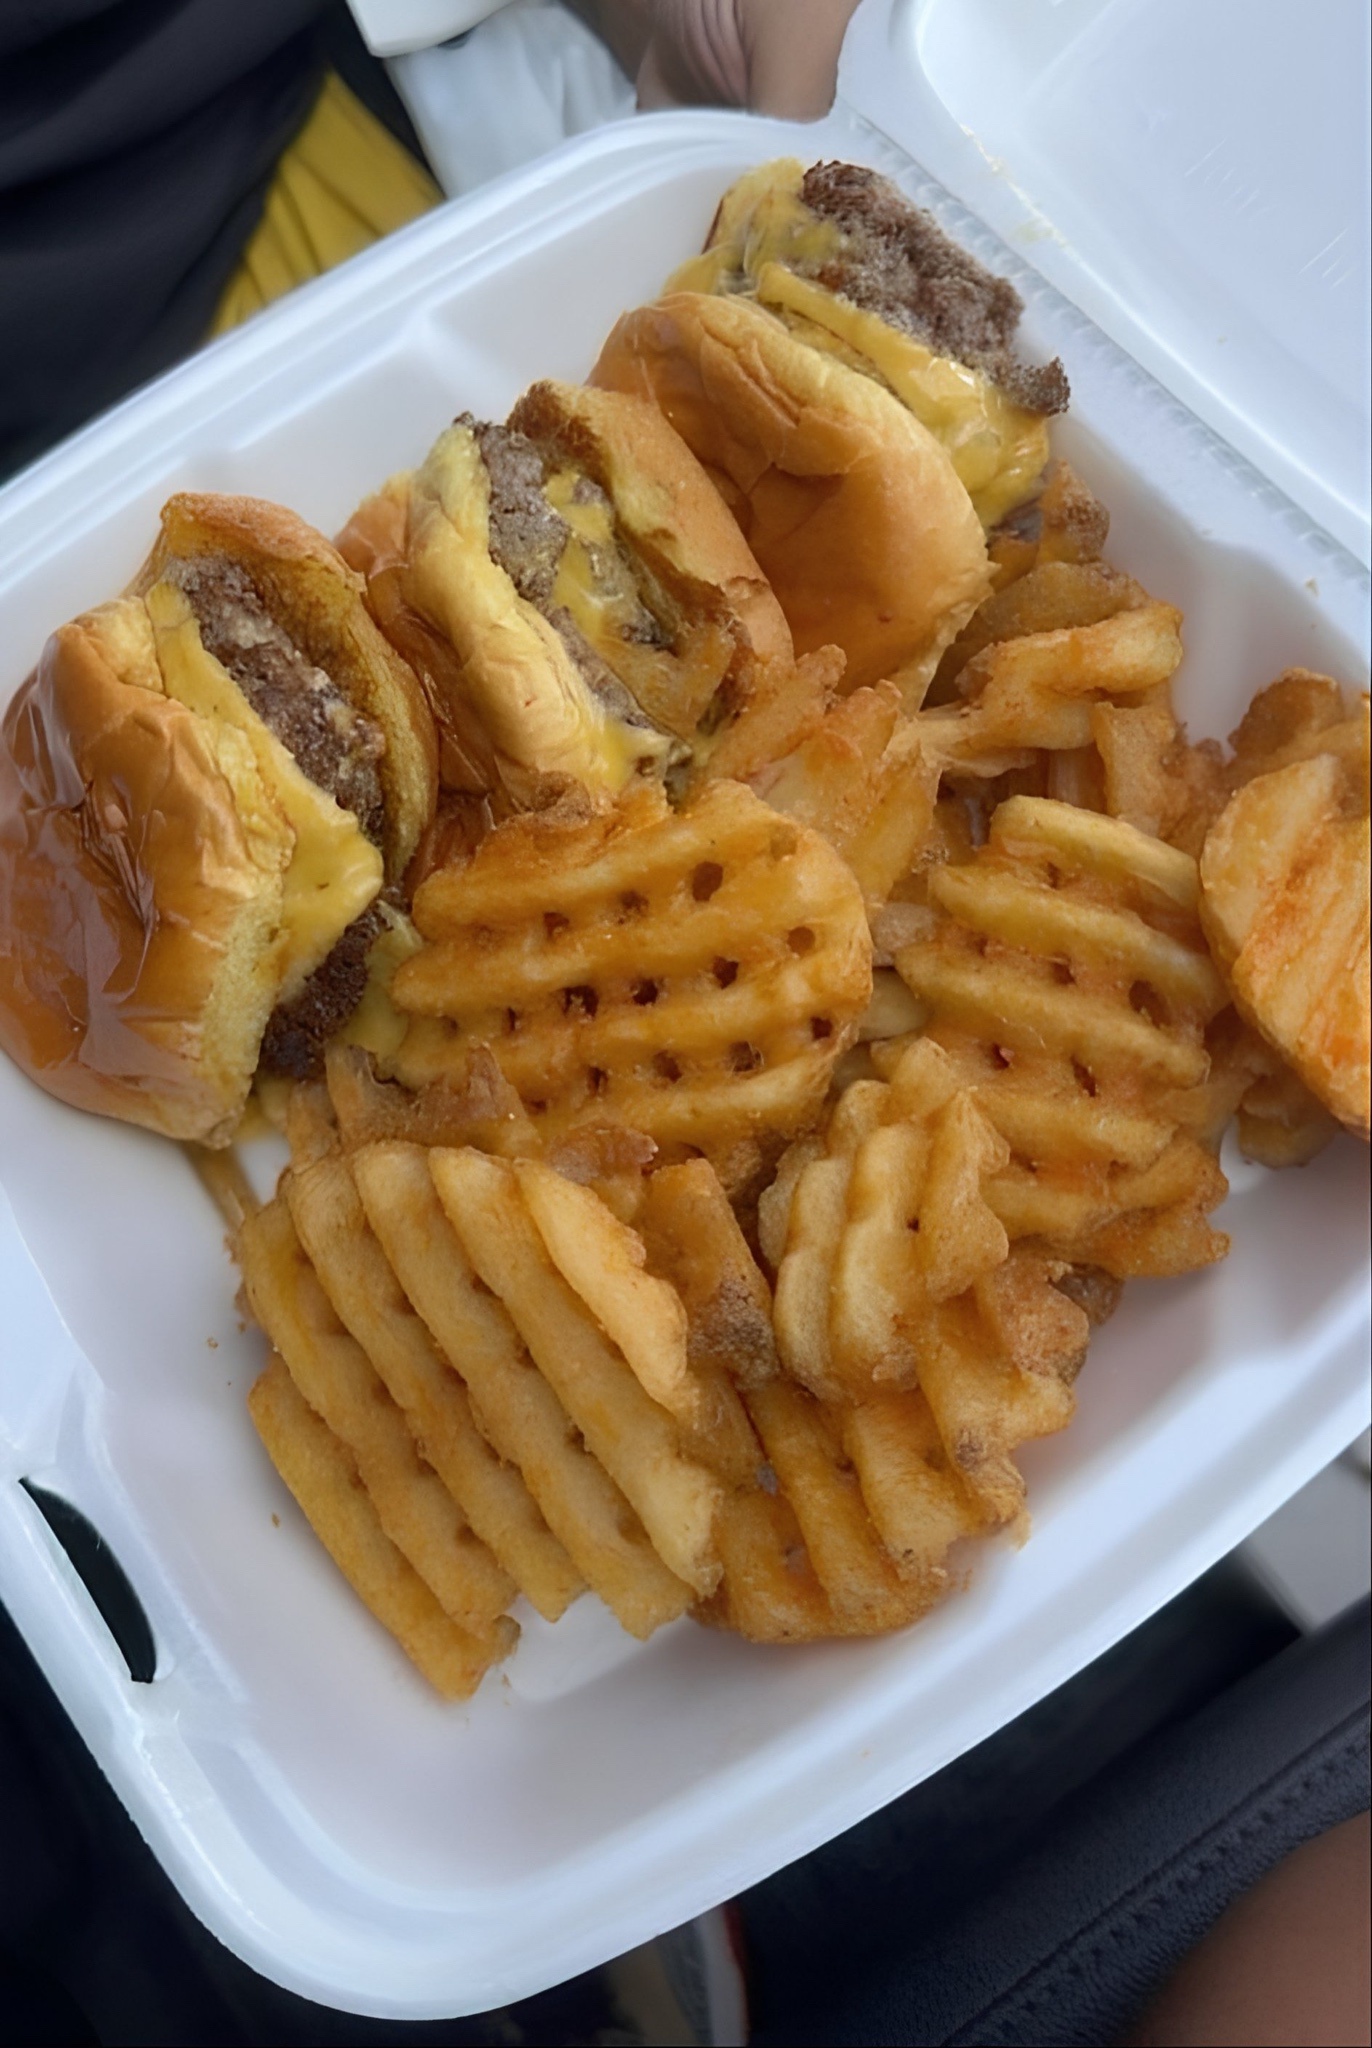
[668,157,1049,528]
[146,578,383,1000]
[340,904,423,1069]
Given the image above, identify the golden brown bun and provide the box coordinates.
[590,293,991,696]
[137,494,437,883]
[509,381,793,681]
[345,386,796,806]
[0,600,292,1144]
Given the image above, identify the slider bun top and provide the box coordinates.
[0,598,300,1142]
[136,493,437,883]
[0,496,438,1145]
[508,381,793,680]
[591,292,992,697]
[340,381,794,808]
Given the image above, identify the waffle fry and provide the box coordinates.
[238,1199,524,1640]
[284,1153,580,1620]
[1201,746,1370,1138]
[751,683,941,911]
[891,799,1231,1278]
[744,1380,923,1633]
[351,1141,692,1640]
[514,1158,696,1421]
[841,1390,991,1588]
[389,780,872,1183]
[637,1159,778,1388]
[249,1357,516,1699]
[430,1147,722,1597]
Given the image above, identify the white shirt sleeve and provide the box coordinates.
[346,0,517,59]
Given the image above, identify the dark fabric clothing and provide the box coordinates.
[0,0,427,483]
[744,1593,1370,2047]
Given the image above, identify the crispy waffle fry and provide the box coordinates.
[249,1356,516,1698]
[701,1489,842,1644]
[1201,749,1370,1138]
[514,1158,696,1421]
[637,1159,778,1388]
[841,1391,992,1588]
[892,798,1231,1278]
[325,1041,541,1157]
[352,1141,691,1640]
[744,1380,922,1632]
[430,1147,722,1596]
[238,1199,522,1639]
[389,781,872,1182]
[1225,672,1370,790]
[751,683,941,911]
[919,601,1185,777]
[285,1153,580,1620]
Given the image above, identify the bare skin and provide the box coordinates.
[1126,1811,1371,2047]
[567,0,862,117]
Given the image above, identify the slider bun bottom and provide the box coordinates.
[0,601,292,1144]
[591,292,991,695]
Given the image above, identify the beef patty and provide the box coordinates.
[467,417,669,732]
[258,899,387,1081]
[172,554,387,846]
[800,162,1069,416]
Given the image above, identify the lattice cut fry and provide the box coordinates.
[744,1381,924,1633]
[891,798,1231,1277]
[841,1391,992,1590]
[352,1142,690,1640]
[637,1159,778,1388]
[391,780,871,1180]
[774,1039,1013,1402]
[752,683,940,910]
[919,602,1184,772]
[249,1357,516,1699]
[430,1147,722,1596]
[514,1159,695,1421]
[284,1154,577,1620]
[1201,750,1370,1138]
[238,1199,524,1641]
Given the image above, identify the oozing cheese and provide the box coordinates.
[668,158,1049,528]
[146,578,383,1000]
[340,904,423,1069]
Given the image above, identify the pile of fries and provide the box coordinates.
[230,444,1367,1696]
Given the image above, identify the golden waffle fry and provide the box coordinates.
[389,780,872,1179]
[841,1391,992,1588]
[637,1159,778,1388]
[430,1147,722,1596]
[891,798,1232,1278]
[920,603,1184,774]
[773,1039,1012,1400]
[1091,695,1227,857]
[1201,749,1370,1138]
[513,1158,696,1422]
[238,1199,522,1639]
[1225,672,1370,790]
[752,683,940,911]
[249,1356,516,1699]
[744,1380,923,1633]
[352,1141,691,1640]
[285,1154,580,1620]
[701,1489,843,1644]
[325,1041,541,1157]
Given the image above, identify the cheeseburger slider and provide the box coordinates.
[667,158,1066,528]
[0,496,436,1145]
[338,379,794,807]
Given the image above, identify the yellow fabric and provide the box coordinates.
[211,71,442,336]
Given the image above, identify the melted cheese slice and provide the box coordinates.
[669,158,1050,528]
[409,426,673,796]
[544,468,731,740]
[146,578,383,1001]
[340,904,423,1069]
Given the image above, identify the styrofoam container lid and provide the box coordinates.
[0,106,1368,2019]
[839,0,1372,563]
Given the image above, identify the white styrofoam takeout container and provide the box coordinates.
[0,103,1368,2019]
